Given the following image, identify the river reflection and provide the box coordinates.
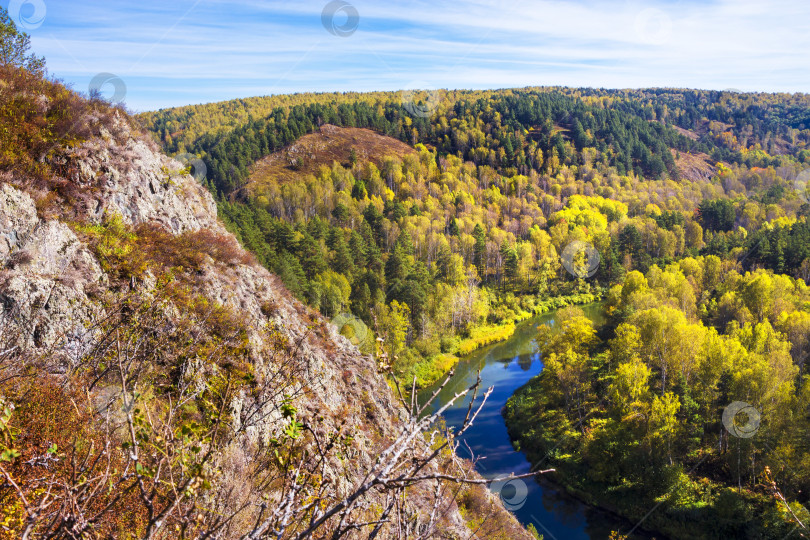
[418,304,658,540]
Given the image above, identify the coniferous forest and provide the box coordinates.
[140,89,810,380]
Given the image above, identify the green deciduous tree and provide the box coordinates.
[649,392,680,464]
[0,7,45,74]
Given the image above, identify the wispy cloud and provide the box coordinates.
[9,0,810,111]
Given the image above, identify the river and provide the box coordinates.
[418,304,655,540]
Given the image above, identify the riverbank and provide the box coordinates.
[503,367,798,539]
[412,292,602,388]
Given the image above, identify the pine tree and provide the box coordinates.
[385,242,409,283]
[331,233,355,277]
[448,217,460,236]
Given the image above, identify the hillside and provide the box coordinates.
[243,124,416,195]
[0,60,534,539]
[5,0,810,537]
[141,87,810,391]
[671,149,716,183]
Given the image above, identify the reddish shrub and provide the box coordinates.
[134,223,253,272]
[0,378,150,538]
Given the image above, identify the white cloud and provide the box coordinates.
[26,0,810,110]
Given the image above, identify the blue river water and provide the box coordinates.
[418,305,658,540]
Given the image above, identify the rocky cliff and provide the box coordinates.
[0,85,532,539]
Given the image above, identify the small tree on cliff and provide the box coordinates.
[0,7,45,74]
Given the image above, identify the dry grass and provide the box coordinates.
[672,149,716,183]
[0,65,133,220]
[243,124,415,195]
[671,125,700,141]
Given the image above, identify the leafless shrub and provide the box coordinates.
[0,283,549,539]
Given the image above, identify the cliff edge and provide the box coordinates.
[0,66,532,539]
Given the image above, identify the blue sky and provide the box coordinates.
[7,0,810,112]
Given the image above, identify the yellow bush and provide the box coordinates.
[414,353,459,387]
[456,323,516,356]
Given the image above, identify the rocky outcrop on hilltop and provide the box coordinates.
[50,119,221,234]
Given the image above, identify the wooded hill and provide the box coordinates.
[139,88,810,389]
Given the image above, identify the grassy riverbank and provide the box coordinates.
[411,292,601,388]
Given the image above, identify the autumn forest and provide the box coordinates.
[135,87,810,537]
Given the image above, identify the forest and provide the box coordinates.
[504,262,810,538]
[1,14,543,538]
[141,87,810,389]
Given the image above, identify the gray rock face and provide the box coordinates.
[96,139,220,234]
[71,116,222,234]
[0,182,38,263]
[0,190,104,361]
